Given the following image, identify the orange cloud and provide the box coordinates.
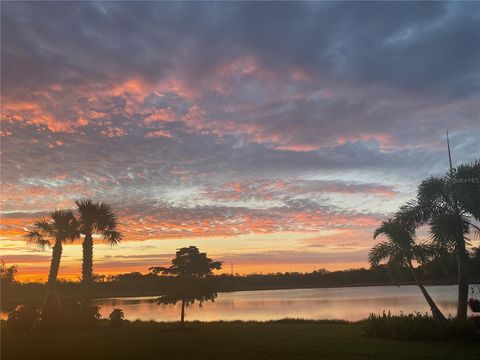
[144,108,178,124]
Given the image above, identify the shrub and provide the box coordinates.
[64,302,102,329]
[39,301,67,330]
[6,302,103,331]
[108,309,125,327]
[7,306,39,331]
[468,298,480,312]
[363,311,479,341]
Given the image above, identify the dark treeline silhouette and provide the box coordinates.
[5,250,480,310]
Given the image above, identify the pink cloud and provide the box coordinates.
[144,130,172,139]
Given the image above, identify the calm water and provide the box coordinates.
[92,284,477,322]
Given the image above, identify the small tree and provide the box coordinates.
[149,246,222,326]
[108,309,125,328]
[1,261,18,305]
[0,261,18,286]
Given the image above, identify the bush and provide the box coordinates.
[468,298,480,312]
[39,301,67,330]
[7,306,39,331]
[64,302,101,329]
[363,311,479,341]
[6,302,103,331]
[108,308,125,327]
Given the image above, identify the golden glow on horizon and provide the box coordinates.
[13,261,371,283]
[0,229,376,282]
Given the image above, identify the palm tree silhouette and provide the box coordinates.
[369,218,446,321]
[25,210,79,329]
[75,199,122,308]
[399,159,479,319]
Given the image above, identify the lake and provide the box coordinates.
[93,284,478,322]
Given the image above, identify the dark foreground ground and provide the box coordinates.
[2,321,479,360]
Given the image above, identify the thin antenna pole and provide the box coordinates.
[446,130,453,173]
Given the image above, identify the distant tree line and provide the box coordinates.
[5,250,479,308]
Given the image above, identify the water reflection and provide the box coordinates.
[92,285,476,322]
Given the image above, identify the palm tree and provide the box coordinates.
[369,218,446,321]
[75,199,122,308]
[399,159,479,320]
[25,210,79,298]
[25,210,79,329]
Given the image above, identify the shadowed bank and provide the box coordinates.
[3,320,480,360]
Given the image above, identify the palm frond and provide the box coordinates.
[396,200,428,227]
[25,210,80,248]
[24,229,52,249]
[411,242,435,265]
[75,198,97,232]
[32,217,55,236]
[448,158,480,221]
[50,210,80,243]
[429,212,470,252]
[95,202,118,233]
[76,199,121,243]
[102,229,122,246]
[369,241,395,266]
[25,217,54,249]
[373,218,415,250]
[418,176,447,205]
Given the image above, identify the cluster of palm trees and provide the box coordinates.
[370,159,480,320]
[25,199,122,313]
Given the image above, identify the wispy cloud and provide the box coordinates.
[1,1,479,279]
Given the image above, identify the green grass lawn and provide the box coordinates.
[2,320,479,360]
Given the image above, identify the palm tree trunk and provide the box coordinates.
[81,232,93,310]
[47,240,62,290]
[180,299,185,327]
[45,239,63,309]
[31,240,63,332]
[457,247,469,320]
[408,260,446,321]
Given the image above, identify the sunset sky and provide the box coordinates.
[1,2,479,281]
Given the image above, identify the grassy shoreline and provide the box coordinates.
[3,320,479,360]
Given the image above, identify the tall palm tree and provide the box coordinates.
[25,210,79,330]
[75,199,122,308]
[25,210,79,298]
[369,218,446,321]
[399,159,479,320]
